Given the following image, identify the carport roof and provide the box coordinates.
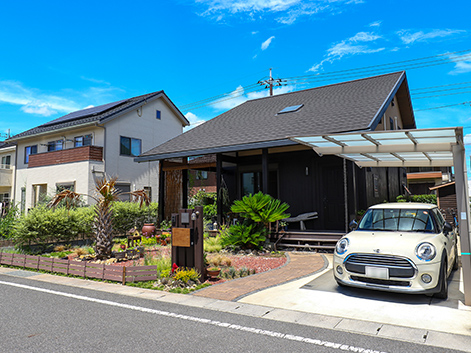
[289,127,463,168]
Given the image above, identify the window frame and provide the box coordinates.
[156,110,161,120]
[25,145,38,164]
[1,155,11,169]
[120,136,142,157]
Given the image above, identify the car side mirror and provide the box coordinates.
[349,220,358,231]
[443,222,453,236]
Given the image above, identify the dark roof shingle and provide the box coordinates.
[139,72,413,160]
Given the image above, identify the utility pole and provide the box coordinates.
[257,68,286,96]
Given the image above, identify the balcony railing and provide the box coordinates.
[28,145,103,168]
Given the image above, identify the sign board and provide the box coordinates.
[172,227,191,247]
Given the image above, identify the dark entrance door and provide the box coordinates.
[321,164,345,230]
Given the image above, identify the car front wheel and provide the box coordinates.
[434,257,448,300]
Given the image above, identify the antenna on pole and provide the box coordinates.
[0,129,10,141]
[257,68,286,96]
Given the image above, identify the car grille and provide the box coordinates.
[344,253,416,278]
[350,276,411,287]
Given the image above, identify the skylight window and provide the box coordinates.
[278,104,304,114]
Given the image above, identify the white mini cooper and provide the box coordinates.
[333,203,458,299]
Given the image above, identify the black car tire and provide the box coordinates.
[452,245,459,271]
[434,256,448,300]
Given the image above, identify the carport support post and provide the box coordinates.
[452,143,471,305]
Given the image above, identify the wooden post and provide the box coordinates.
[262,148,269,194]
[158,160,165,223]
[216,153,222,226]
[182,168,188,209]
[122,266,126,285]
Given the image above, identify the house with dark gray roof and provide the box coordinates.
[136,72,416,237]
[8,91,189,212]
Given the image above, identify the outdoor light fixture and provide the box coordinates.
[191,212,197,221]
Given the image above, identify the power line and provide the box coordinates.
[179,49,471,113]
[415,101,471,111]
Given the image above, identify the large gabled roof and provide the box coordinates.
[137,71,415,162]
[8,91,189,141]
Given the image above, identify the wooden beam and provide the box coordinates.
[162,162,216,171]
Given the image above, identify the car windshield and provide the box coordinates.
[357,208,436,233]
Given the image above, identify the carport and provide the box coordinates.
[289,127,471,305]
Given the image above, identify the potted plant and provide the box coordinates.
[206,266,221,278]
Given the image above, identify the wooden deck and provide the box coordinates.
[273,230,345,251]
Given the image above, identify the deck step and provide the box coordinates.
[276,243,335,250]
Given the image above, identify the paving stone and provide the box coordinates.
[426,331,471,352]
[378,324,427,343]
[296,312,342,329]
[262,308,309,323]
[335,318,382,335]
[230,303,274,317]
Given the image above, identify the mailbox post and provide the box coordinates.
[171,206,204,279]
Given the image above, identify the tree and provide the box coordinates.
[49,175,149,259]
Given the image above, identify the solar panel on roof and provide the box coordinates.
[41,98,129,127]
[278,104,304,114]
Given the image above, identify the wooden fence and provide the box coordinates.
[0,252,157,285]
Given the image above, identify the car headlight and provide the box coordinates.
[336,238,349,255]
[415,242,436,261]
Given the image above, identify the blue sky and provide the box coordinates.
[1,0,471,147]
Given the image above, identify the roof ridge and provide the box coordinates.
[245,71,405,104]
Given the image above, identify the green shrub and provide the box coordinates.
[173,267,200,283]
[231,192,290,227]
[396,194,437,204]
[204,235,223,253]
[221,222,266,250]
[0,204,19,239]
[111,202,158,236]
[188,190,217,221]
[13,205,94,249]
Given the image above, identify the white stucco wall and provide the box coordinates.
[0,145,16,202]
[103,97,183,201]
[375,94,404,131]
[13,94,185,210]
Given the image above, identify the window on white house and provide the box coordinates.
[75,134,92,147]
[156,110,161,120]
[120,136,141,156]
[1,155,11,169]
[115,183,131,201]
[144,186,152,202]
[48,140,63,151]
[25,145,38,164]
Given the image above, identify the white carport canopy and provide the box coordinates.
[290,127,471,305]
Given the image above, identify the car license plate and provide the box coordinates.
[365,266,389,279]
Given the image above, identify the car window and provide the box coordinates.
[358,208,435,232]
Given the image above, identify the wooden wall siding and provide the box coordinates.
[164,169,182,220]
[231,149,407,232]
[436,184,457,224]
[28,146,103,168]
[0,252,157,284]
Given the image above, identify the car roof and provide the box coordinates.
[368,202,437,210]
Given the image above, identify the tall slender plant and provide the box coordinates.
[49,175,149,259]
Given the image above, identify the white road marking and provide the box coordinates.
[0,280,388,353]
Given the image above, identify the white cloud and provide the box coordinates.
[449,58,471,75]
[184,112,207,131]
[0,80,80,116]
[397,29,465,44]
[369,20,382,27]
[80,76,111,85]
[195,0,363,24]
[309,31,384,72]
[261,36,275,50]
[21,103,57,117]
[212,84,296,111]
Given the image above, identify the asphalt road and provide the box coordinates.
[0,274,463,353]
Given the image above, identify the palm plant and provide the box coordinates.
[49,175,149,259]
[231,192,290,228]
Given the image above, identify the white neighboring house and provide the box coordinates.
[7,91,189,213]
[0,142,16,207]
